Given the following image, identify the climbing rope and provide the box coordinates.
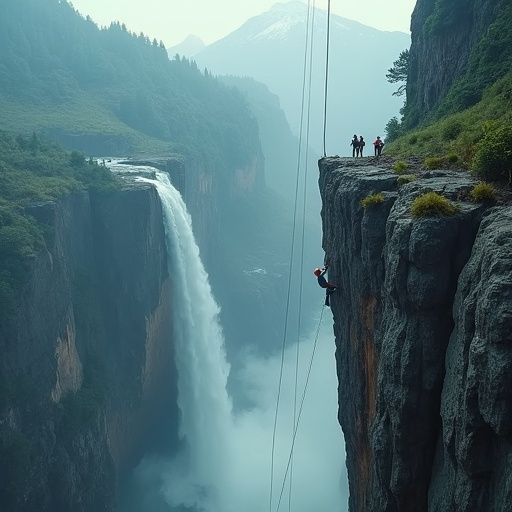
[276,305,326,512]
[288,3,316,510]
[322,0,332,157]
[268,1,315,511]
[270,1,334,510]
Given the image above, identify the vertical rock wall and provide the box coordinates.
[0,185,176,511]
[319,157,512,511]
[429,207,512,512]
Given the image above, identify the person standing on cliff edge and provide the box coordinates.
[314,264,337,307]
[359,136,366,157]
[350,134,359,157]
[373,136,384,157]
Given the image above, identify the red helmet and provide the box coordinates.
[313,268,322,276]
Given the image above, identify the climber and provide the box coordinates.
[314,264,337,307]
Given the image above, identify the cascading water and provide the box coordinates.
[138,172,233,511]
[116,164,347,512]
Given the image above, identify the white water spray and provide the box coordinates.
[138,173,233,511]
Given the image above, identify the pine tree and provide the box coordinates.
[386,49,409,97]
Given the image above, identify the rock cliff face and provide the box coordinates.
[429,207,512,511]
[0,185,177,511]
[318,157,512,511]
[407,0,506,123]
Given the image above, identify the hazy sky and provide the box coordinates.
[70,0,417,47]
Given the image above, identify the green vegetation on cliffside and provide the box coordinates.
[0,0,261,165]
[387,71,512,176]
[0,131,120,319]
[387,0,512,180]
[433,1,512,117]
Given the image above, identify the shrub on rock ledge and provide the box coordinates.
[472,122,512,181]
[470,182,497,202]
[393,160,408,174]
[397,175,417,185]
[411,191,459,218]
[361,192,385,208]
[424,156,444,169]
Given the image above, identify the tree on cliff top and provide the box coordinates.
[386,49,409,97]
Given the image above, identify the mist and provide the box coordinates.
[134,318,348,512]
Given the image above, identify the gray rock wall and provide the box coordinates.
[319,157,511,511]
[430,207,512,512]
[0,185,175,511]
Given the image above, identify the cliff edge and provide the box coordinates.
[318,157,512,511]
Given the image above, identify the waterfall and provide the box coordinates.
[132,170,346,512]
[138,172,233,511]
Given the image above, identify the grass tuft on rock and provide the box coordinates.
[361,192,385,208]
[411,191,459,218]
[393,160,408,174]
[424,156,444,169]
[470,182,497,202]
[397,175,417,185]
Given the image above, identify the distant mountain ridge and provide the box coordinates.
[184,1,409,155]
[167,34,206,58]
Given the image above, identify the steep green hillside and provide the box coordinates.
[0,0,267,319]
[0,0,260,164]
[387,0,512,181]
[389,71,512,159]
[0,94,172,155]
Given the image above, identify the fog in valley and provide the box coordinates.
[126,327,348,512]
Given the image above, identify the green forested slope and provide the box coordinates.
[0,0,267,324]
[0,0,260,165]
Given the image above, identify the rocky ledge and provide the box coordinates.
[318,156,512,512]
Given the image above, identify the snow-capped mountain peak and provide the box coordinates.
[246,2,314,42]
[191,0,409,155]
[248,16,305,41]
